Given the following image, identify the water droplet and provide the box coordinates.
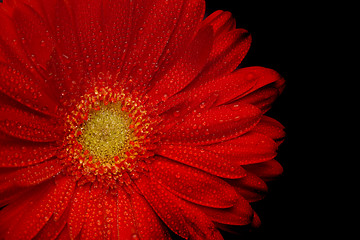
[62,54,70,64]
[131,233,140,240]
[173,110,180,117]
[161,93,168,102]
[231,104,240,110]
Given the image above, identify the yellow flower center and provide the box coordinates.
[59,84,161,190]
[77,103,134,165]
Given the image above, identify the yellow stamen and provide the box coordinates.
[77,102,134,165]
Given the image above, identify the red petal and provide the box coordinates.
[33,210,68,240]
[11,3,55,68]
[208,28,249,62]
[101,0,133,73]
[239,88,278,113]
[201,10,236,38]
[146,25,214,106]
[0,105,60,142]
[157,90,218,134]
[101,193,119,240]
[177,199,224,240]
[0,185,28,208]
[56,226,71,240]
[0,130,10,142]
[155,0,206,71]
[15,0,58,28]
[46,0,86,98]
[252,116,285,144]
[226,174,268,202]
[178,67,284,113]
[197,195,253,225]
[135,176,190,239]
[187,28,251,90]
[156,144,247,179]
[75,187,163,240]
[162,103,262,145]
[129,188,171,239]
[150,156,239,208]
[136,176,223,240]
[1,158,63,188]
[201,67,260,106]
[0,3,60,108]
[117,0,185,90]
[0,8,33,68]
[53,175,76,221]
[98,193,117,240]
[235,68,285,112]
[203,132,277,165]
[244,159,283,181]
[0,63,59,116]
[229,67,283,98]
[0,140,58,167]
[251,211,261,228]
[85,187,131,240]
[216,67,283,106]
[67,0,103,72]
[113,187,138,239]
[0,185,34,238]
[5,180,57,240]
[156,66,258,121]
[68,184,90,240]
[81,187,106,240]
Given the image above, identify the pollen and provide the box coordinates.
[77,103,134,165]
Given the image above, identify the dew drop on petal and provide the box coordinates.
[231,104,240,111]
[173,110,180,117]
[131,233,140,240]
[161,93,168,102]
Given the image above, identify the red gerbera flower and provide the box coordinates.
[0,0,285,239]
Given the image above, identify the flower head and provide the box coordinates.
[0,0,285,239]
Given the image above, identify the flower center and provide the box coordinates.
[77,103,134,164]
[58,84,161,190]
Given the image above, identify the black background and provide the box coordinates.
[205,1,318,239]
